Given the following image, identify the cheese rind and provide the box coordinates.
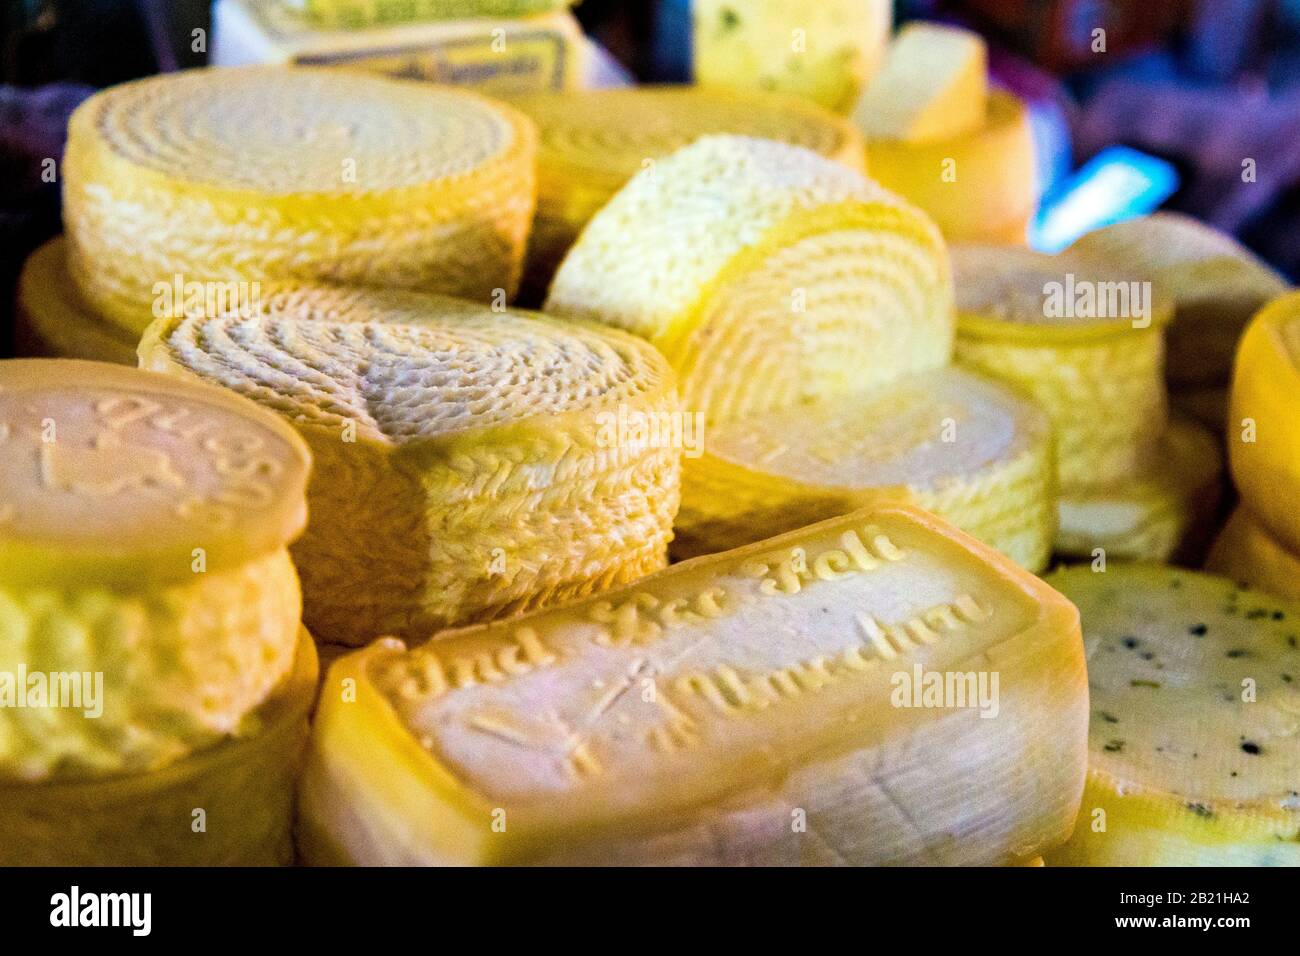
[15,237,137,366]
[63,67,537,333]
[692,0,892,114]
[546,135,952,427]
[1044,566,1300,866]
[1055,419,1222,563]
[1228,291,1300,554]
[286,0,573,28]
[865,91,1035,244]
[508,87,867,299]
[0,628,317,865]
[674,367,1055,572]
[953,244,1173,493]
[0,360,311,586]
[1071,213,1289,387]
[1206,508,1300,603]
[853,22,988,144]
[139,285,681,646]
[299,505,1088,866]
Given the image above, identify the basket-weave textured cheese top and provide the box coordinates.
[1049,566,1300,811]
[63,67,537,330]
[546,135,951,424]
[0,360,310,585]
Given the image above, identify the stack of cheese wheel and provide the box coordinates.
[1045,566,1300,866]
[62,66,537,336]
[507,86,866,301]
[139,285,681,648]
[952,242,1222,562]
[284,0,574,28]
[692,0,893,114]
[300,505,1089,865]
[1209,291,1300,597]
[1071,212,1290,434]
[0,360,316,865]
[546,134,1055,570]
[852,23,1036,244]
[15,237,137,366]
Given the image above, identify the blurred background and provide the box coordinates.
[5,0,1300,354]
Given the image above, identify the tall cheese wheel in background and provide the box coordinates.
[508,87,867,301]
[139,286,681,648]
[1045,566,1300,866]
[692,0,892,114]
[0,360,311,781]
[675,367,1055,572]
[1229,291,1300,554]
[299,505,1088,866]
[63,67,537,334]
[952,244,1173,494]
[284,0,573,28]
[1070,212,1289,387]
[1206,508,1300,603]
[0,628,316,866]
[865,92,1036,244]
[546,135,952,427]
[14,237,137,365]
[1055,418,1221,564]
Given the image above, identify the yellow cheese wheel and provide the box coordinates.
[0,628,316,866]
[63,67,537,333]
[1206,507,1300,603]
[299,505,1087,865]
[139,285,681,647]
[508,86,867,300]
[674,367,1055,573]
[1055,418,1222,563]
[286,0,573,28]
[865,91,1036,244]
[546,135,952,427]
[1071,212,1289,387]
[692,0,892,114]
[1045,566,1300,866]
[953,244,1173,494]
[1228,291,1300,554]
[14,237,137,365]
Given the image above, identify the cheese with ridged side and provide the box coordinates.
[15,237,137,366]
[953,244,1173,494]
[63,67,537,334]
[1,628,317,866]
[1045,566,1300,866]
[546,135,952,427]
[0,360,311,780]
[1071,212,1289,387]
[214,1,588,97]
[1228,291,1300,554]
[1207,508,1300,604]
[298,505,1088,866]
[865,91,1036,244]
[692,0,892,114]
[507,87,867,300]
[139,286,681,647]
[675,367,1054,573]
[1056,418,1221,563]
[283,0,573,28]
[853,22,988,144]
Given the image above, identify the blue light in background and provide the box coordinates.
[1029,146,1180,252]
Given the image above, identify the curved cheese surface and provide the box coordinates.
[140,286,681,646]
[0,359,310,585]
[676,367,1053,571]
[547,135,952,426]
[1046,566,1300,866]
[64,67,537,331]
[1207,508,1300,604]
[300,505,1088,866]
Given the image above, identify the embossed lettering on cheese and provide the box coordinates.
[373,511,1037,804]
